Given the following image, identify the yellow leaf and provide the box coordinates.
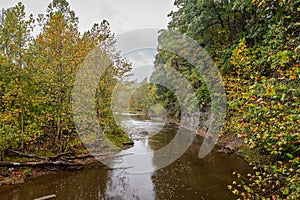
[266,86,276,96]
[242,92,249,99]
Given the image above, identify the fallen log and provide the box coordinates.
[99,153,133,161]
[64,152,118,160]
[0,151,133,169]
[9,150,74,161]
[48,151,73,160]
[33,194,56,200]
[65,154,95,160]
[0,160,83,167]
[0,161,23,167]
[9,150,46,160]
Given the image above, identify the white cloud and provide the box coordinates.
[1,0,175,83]
[0,0,176,34]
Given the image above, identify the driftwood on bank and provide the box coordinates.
[0,150,132,169]
[33,194,56,200]
[1,150,85,168]
[9,150,73,161]
[99,153,133,161]
[0,160,83,167]
[48,151,73,160]
[64,152,112,160]
[0,150,136,170]
[9,150,47,160]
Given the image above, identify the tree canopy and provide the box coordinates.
[155,0,300,199]
[0,0,132,158]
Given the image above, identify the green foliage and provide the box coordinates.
[153,48,210,119]
[128,81,157,114]
[159,0,300,198]
[225,1,300,198]
[0,1,132,158]
[0,2,35,150]
[104,127,133,148]
[1,0,299,196]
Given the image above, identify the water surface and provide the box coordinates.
[0,116,250,200]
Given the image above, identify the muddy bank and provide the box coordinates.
[0,149,132,186]
[166,118,247,156]
[1,115,248,187]
[0,120,251,200]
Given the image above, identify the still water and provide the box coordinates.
[0,116,250,200]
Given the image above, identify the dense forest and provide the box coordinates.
[154,0,300,199]
[0,0,133,160]
[0,0,299,199]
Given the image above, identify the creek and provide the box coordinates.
[0,115,250,200]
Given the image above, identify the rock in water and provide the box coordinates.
[218,145,235,154]
[139,131,149,136]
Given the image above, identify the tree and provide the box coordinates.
[34,0,83,143]
[0,0,133,158]
[0,2,34,151]
[156,0,300,198]
[85,21,132,129]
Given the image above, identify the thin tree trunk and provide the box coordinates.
[56,93,62,141]
[18,27,24,151]
[56,41,63,142]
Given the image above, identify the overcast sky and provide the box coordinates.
[0,0,175,34]
[1,1,176,82]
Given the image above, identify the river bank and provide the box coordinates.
[0,117,249,187]
[0,153,108,186]
[0,119,251,200]
[0,140,133,186]
[166,118,248,155]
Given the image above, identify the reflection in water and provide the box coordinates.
[105,115,158,199]
[0,115,250,200]
[105,167,155,200]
